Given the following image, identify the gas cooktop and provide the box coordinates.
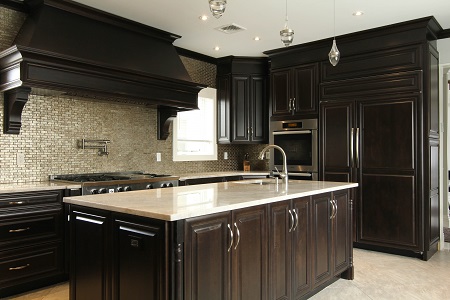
[51,171,179,194]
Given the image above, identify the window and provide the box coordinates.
[173,87,217,161]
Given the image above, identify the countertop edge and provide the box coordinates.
[64,182,358,221]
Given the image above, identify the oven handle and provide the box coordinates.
[288,172,313,177]
[273,130,312,135]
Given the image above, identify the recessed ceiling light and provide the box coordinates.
[199,15,208,21]
[353,11,364,16]
[214,46,220,51]
[254,36,261,41]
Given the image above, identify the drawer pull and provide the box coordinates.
[9,201,24,205]
[9,227,31,233]
[9,264,30,271]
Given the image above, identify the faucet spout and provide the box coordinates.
[258,145,288,185]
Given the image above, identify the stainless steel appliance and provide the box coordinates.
[51,171,179,195]
[270,119,318,180]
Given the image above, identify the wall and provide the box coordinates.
[0,7,267,183]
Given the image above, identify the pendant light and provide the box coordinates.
[328,0,340,66]
[209,0,227,19]
[280,0,294,47]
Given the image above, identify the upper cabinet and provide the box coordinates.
[217,57,269,144]
[271,63,319,119]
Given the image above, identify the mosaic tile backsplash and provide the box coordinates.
[0,7,268,183]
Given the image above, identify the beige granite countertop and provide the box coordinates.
[64,179,358,221]
[0,181,81,194]
[177,171,270,180]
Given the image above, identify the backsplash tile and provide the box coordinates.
[0,6,268,183]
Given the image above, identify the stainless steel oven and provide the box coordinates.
[270,119,318,180]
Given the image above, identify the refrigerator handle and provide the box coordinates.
[356,128,360,168]
[350,128,354,168]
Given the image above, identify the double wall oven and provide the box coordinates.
[270,119,318,180]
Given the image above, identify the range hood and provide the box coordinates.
[0,0,206,138]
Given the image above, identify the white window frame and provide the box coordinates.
[172,87,217,161]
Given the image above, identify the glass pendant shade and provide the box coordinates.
[280,27,294,47]
[328,39,340,66]
[209,0,227,19]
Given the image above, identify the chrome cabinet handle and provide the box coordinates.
[330,200,336,219]
[288,209,295,232]
[9,227,30,233]
[227,224,234,252]
[292,209,299,232]
[234,222,240,250]
[356,128,360,168]
[9,264,30,271]
[288,98,292,112]
[350,128,354,168]
[292,98,296,112]
[9,201,24,205]
[333,199,337,218]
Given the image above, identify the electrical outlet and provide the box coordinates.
[224,152,228,159]
[156,152,161,162]
[265,151,270,159]
[17,153,25,166]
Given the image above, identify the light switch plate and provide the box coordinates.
[224,152,228,159]
[17,152,25,166]
[156,152,161,162]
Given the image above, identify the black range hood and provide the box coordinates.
[0,0,206,138]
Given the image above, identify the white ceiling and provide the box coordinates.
[73,0,450,62]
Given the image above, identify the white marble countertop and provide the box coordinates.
[0,181,81,194]
[64,179,358,221]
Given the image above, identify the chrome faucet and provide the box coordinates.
[258,145,288,184]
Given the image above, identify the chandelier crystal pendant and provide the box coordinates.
[280,0,294,46]
[328,0,340,66]
[209,0,227,19]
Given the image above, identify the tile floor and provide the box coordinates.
[3,248,450,300]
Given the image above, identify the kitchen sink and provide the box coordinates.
[234,179,279,185]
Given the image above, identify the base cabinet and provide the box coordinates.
[184,205,268,300]
[268,197,311,300]
[0,190,66,298]
[68,189,353,300]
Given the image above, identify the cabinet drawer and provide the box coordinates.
[0,242,64,287]
[0,190,63,212]
[0,210,62,249]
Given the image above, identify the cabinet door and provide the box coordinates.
[311,193,332,288]
[232,76,250,142]
[113,218,165,300]
[70,207,110,300]
[320,101,355,183]
[184,212,231,300]
[291,197,311,299]
[217,75,231,143]
[250,76,267,142]
[232,205,267,300]
[292,63,318,116]
[332,189,351,275]
[271,69,291,116]
[358,98,418,250]
[268,201,291,300]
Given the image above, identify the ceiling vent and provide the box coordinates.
[215,23,247,34]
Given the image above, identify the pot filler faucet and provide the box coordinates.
[258,145,288,185]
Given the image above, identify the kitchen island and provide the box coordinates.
[64,179,357,300]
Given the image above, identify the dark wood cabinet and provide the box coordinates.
[271,63,319,119]
[184,205,267,300]
[0,190,65,298]
[268,197,311,300]
[217,57,269,144]
[311,190,352,289]
[70,207,110,300]
[113,217,165,300]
